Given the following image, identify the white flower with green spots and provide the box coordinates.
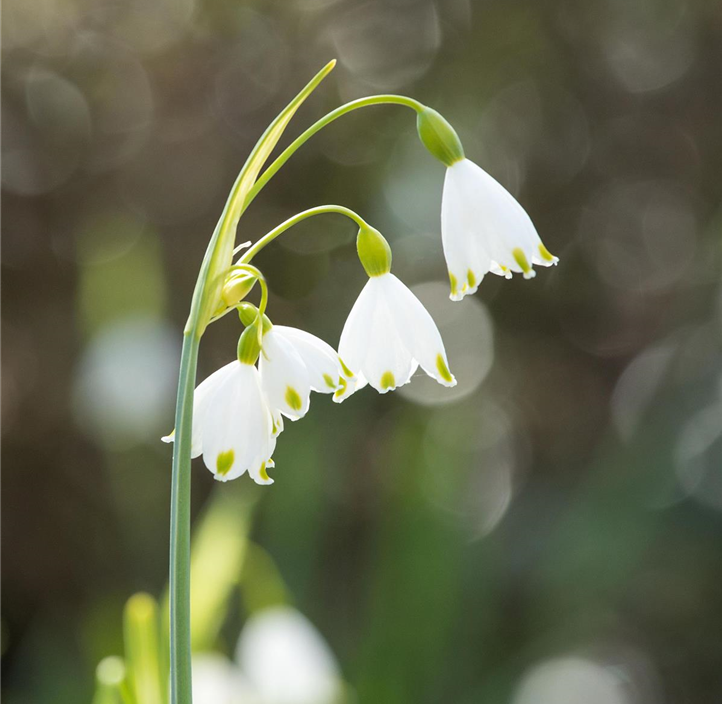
[441,158,559,300]
[336,272,456,399]
[259,325,353,420]
[162,360,278,485]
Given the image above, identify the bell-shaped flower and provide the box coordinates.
[441,158,558,300]
[162,323,278,485]
[336,226,456,399]
[416,106,558,301]
[260,324,353,419]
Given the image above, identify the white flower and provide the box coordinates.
[236,606,342,704]
[193,654,257,704]
[162,361,278,485]
[336,272,456,399]
[192,607,342,704]
[259,325,353,421]
[441,158,558,300]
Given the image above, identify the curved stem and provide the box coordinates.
[242,95,423,214]
[239,205,368,264]
[169,331,199,704]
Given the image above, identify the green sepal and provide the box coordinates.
[237,317,263,365]
[416,106,465,167]
[357,225,392,277]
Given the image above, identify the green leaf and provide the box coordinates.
[124,594,165,704]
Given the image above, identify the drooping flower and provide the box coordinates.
[416,106,558,301]
[336,226,456,399]
[259,324,354,420]
[441,158,558,300]
[162,328,279,485]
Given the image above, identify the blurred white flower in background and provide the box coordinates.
[512,656,630,704]
[193,606,343,704]
[73,316,178,450]
[193,654,257,704]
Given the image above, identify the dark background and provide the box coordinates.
[3,0,722,701]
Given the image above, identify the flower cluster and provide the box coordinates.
[164,79,558,486]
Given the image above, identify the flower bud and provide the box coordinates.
[416,107,465,167]
[357,225,392,277]
[221,272,256,308]
[237,317,263,365]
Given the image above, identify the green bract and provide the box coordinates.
[357,225,392,277]
[416,106,465,167]
[187,60,336,338]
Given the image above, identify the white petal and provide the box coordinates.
[235,607,341,704]
[450,159,535,268]
[192,654,255,704]
[338,278,377,375]
[332,372,367,403]
[338,274,458,398]
[201,363,276,482]
[442,158,556,286]
[380,274,456,388]
[260,329,312,421]
[273,326,350,394]
[359,278,417,393]
[442,165,492,300]
[161,361,238,459]
[248,458,275,486]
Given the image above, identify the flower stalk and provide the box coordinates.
[167,57,558,704]
[168,61,338,704]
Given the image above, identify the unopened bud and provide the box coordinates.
[221,273,256,307]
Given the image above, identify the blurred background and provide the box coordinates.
[3,0,722,701]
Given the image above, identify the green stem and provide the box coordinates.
[242,95,423,214]
[167,88,422,704]
[169,330,200,704]
[239,205,368,264]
